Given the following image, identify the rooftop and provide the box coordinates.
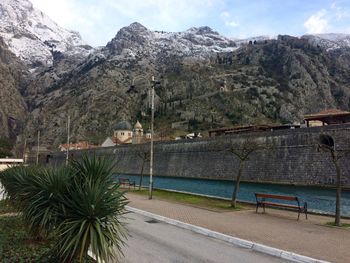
[304,109,350,120]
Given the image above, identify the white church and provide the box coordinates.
[101,120,150,147]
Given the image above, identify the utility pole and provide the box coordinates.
[66,115,70,165]
[36,130,40,165]
[149,76,155,200]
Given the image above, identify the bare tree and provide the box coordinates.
[136,145,150,190]
[226,138,264,208]
[318,134,350,226]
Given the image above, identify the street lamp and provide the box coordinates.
[149,76,161,200]
[127,75,161,200]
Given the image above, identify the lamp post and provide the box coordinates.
[127,75,160,199]
[126,75,160,199]
[148,76,162,199]
[148,77,154,199]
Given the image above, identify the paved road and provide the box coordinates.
[117,212,287,263]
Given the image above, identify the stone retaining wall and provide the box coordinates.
[49,124,350,187]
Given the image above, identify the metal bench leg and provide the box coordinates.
[304,203,308,219]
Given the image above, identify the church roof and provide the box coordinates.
[134,120,142,129]
[115,120,132,131]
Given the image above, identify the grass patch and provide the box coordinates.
[0,215,96,262]
[0,215,52,262]
[129,189,247,211]
[325,221,350,228]
[0,199,17,215]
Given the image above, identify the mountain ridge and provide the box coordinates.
[0,0,92,70]
[0,0,350,149]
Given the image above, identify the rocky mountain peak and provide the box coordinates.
[186,26,218,35]
[114,22,152,41]
[0,0,91,70]
[128,22,149,32]
[105,22,237,60]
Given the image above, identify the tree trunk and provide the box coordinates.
[334,157,342,226]
[139,161,145,190]
[231,161,244,208]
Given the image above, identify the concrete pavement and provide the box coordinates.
[119,212,287,263]
[125,192,350,263]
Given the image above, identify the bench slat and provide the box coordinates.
[255,193,297,201]
[261,202,300,209]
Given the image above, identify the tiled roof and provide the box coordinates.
[304,109,350,119]
[59,141,98,150]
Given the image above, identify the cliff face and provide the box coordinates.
[22,30,350,146]
[0,0,91,70]
[0,38,28,140]
[1,11,350,148]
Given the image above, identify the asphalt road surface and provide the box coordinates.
[117,212,288,263]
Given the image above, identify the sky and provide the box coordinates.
[30,0,350,47]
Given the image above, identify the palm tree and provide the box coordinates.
[52,155,128,262]
[0,155,128,262]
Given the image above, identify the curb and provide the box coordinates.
[126,206,330,263]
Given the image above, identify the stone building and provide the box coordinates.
[304,109,350,127]
[58,141,98,151]
[102,120,148,147]
[101,120,133,147]
[113,120,133,144]
[132,120,144,144]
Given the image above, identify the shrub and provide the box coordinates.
[0,155,127,263]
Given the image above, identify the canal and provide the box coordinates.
[119,174,350,216]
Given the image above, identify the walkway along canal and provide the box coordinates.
[118,175,350,216]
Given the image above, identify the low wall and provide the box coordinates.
[49,124,350,188]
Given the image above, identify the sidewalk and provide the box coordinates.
[125,193,350,263]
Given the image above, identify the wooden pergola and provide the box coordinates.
[304,109,350,127]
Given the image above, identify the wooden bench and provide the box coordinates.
[255,193,308,220]
[118,178,136,189]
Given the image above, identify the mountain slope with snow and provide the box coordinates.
[302,33,350,51]
[104,22,238,62]
[0,0,91,69]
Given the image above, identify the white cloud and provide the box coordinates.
[304,9,329,34]
[331,2,350,21]
[220,11,239,28]
[105,0,212,29]
[31,0,221,45]
[225,21,239,28]
[30,0,76,27]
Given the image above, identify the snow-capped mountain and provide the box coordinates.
[104,22,238,62]
[302,33,350,51]
[234,35,277,46]
[0,0,91,69]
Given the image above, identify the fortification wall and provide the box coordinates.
[50,124,350,187]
